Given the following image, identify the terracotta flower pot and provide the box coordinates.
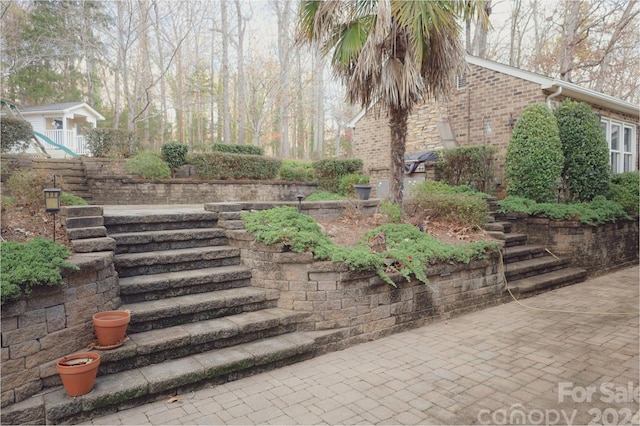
[93,310,130,348]
[56,352,100,397]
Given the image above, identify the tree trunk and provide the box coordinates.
[235,0,246,145]
[559,0,581,82]
[221,0,231,143]
[388,105,409,207]
[313,47,324,159]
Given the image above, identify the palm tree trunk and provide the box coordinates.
[389,105,409,207]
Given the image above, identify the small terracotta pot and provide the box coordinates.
[56,352,100,396]
[93,310,130,347]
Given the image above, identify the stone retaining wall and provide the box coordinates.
[0,253,118,408]
[88,176,318,205]
[226,229,508,350]
[500,215,639,275]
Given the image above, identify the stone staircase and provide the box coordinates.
[483,199,587,298]
[43,210,315,424]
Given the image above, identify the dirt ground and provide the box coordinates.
[316,210,491,247]
[0,204,490,249]
[1,207,70,246]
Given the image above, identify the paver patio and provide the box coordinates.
[84,265,639,425]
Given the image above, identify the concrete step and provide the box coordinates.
[96,308,311,374]
[501,245,546,263]
[104,212,218,234]
[506,267,587,298]
[122,287,276,333]
[42,333,316,425]
[110,228,228,254]
[115,246,240,277]
[501,233,528,247]
[505,256,571,281]
[482,221,512,233]
[120,265,252,302]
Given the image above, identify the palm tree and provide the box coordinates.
[298,0,487,206]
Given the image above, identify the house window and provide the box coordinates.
[600,118,636,173]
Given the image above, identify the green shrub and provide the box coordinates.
[498,195,629,225]
[279,159,315,181]
[86,128,139,158]
[1,117,33,153]
[505,103,564,202]
[379,200,403,223]
[608,172,639,216]
[338,173,369,196]
[124,152,171,179]
[191,152,281,180]
[161,142,189,177]
[304,191,344,201]
[1,238,78,305]
[7,170,49,214]
[436,146,495,193]
[211,143,264,156]
[410,181,489,228]
[312,158,363,193]
[60,192,87,206]
[241,206,499,286]
[554,100,611,201]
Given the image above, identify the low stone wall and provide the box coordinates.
[88,176,319,205]
[226,229,508,350]
[205,199,379,221]
[499,215,639,275]
[0,252,118,408]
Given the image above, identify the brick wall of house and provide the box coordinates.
[447,64,547,191]
[352,61,639,196]
[352,108,391,194]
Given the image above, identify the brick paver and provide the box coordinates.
[84,266,639,425]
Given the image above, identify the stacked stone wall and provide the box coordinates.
[0,253,118,407]
[501,216,639,275]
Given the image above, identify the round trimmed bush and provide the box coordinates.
[124,152,171,179]
[554,100,610,201]
[505,103,564,203]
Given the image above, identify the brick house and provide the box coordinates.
[348,55,639,198]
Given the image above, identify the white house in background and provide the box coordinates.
[18,102,105,157]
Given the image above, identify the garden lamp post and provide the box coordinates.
[44,176,61,241]
[296,194,304,213]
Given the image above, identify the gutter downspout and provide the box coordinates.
[546,86,563,108]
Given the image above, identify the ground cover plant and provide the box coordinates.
[1,238,78,305]
[498,195,630,225]
[242,206,499,286]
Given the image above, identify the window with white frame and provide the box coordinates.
[600,118,636,173]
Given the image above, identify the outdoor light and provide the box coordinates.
[44,175,61,241]
[484,116,492,135]
[296,194,304,213]
[44,188,61,213]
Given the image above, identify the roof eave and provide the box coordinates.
[542,81,639,116]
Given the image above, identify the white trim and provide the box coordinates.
[600,117,637,173]
[346,108,366,128]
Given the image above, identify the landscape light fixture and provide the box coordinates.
[43,175,61,241]
[296,194,304,213]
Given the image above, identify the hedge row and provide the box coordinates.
[191,152,281,180]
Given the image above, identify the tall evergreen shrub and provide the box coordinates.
[554,100,610,201]
[504,103,564,202]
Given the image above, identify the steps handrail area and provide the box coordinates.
[33,131,78,157]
